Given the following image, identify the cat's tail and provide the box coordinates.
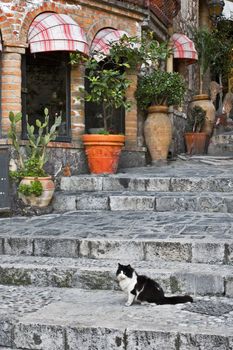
[161,295,193,305]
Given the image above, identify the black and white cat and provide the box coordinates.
[116,263,193,306]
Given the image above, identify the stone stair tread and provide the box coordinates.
[57,190,233,197]
[0,255,232,298]
[0,254,233,275]
[1,285,233,349]
[1,211,233,240]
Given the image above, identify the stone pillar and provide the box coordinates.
[167,26,174,73]
[70,63,85,142]
[1,46,24,137]
[125,71,138,148]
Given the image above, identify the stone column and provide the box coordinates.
[70,63,85,143]
[1,46,25,137]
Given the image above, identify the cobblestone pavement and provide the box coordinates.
[1,211,233,240]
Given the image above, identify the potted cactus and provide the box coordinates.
[8,108,61,207]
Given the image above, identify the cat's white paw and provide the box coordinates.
[125,301,132,307]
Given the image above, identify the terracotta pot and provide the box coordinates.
[190,94,216,136]
[82,134,125,174]
[19,176,55,207]
[184,132,208,155]
[144,105,172,163]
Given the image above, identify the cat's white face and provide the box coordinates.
[116,270,127,281]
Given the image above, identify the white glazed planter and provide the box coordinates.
[18,176,55,207]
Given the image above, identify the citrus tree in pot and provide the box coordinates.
[184,105,208,155]
[8,108,61,207]
[71,46,133,174]
[135,69,185,163]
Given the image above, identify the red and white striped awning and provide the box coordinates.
[90,28,128,56]
[171,33,198,64]
[28,12,89,55]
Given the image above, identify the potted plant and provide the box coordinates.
[190,26,216,136]
[71,33,171,173]
[8,108,61,207]
[135,69,185,163]
[184,105,208,155]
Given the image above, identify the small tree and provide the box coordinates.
[191,26,215,95]
[70,33,171,132]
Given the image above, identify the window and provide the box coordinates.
[21,50,71,142]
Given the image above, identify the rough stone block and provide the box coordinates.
[14,323,64,350]
[146,178,170,192]
[52,194,76,212]
[179,333,228,350]
[156,196,197,212]
[0,238,4,255]
[210,178,233,192]
[227,243,233,265]
[103,177,146,191]
[0,319,12,347]
[170,178,209,192]
[61,176,103,191]
[197,196,227,213]
[110,196,155,211]
[192,242,225,264]
[76,195,109,210]
[34,238,79,258]
[67,326,125,350]
[127,330,178,350]
[225,277,233,297]
[72,270,117,290]
[79,239,144,261]
[4,237,33,256]
[176,273,224,296]
[145,241,192,263]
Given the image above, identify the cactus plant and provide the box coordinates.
[8,108,62,179]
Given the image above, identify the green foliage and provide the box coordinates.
[135,70,186,110]
[187,106,206,133]
[8,108,61,181]
[18,180,43,197]
[210,20,233,80]
[71,32,172,131]
[190,26,215,94]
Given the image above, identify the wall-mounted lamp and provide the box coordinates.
[207,0,225,25]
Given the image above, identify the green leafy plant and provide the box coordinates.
[136,70,186,110]
[71,32,172,132]
[18,180,43,197]
[8,108,62,181]
[190,26,215,94]
[187,105,206,132]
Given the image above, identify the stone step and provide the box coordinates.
[208,142,233,156]
[1,211,233,265]
[60,175,233,193]
[1,285,233,350]
[0,255,233,297]
[210,133,233,144]
[53,191,233,212]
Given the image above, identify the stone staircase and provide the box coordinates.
[1,159,233,349]
[208,132,233,156]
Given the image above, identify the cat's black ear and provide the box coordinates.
[118,263,121,267]
[127,264,131,268]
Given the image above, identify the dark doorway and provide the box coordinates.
[21,50,71,142]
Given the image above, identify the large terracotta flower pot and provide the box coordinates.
[184,132,208,155]
[19,176,55,207]
[144,105,172,163]
[82,134,125,174]
[190,94,216,136]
